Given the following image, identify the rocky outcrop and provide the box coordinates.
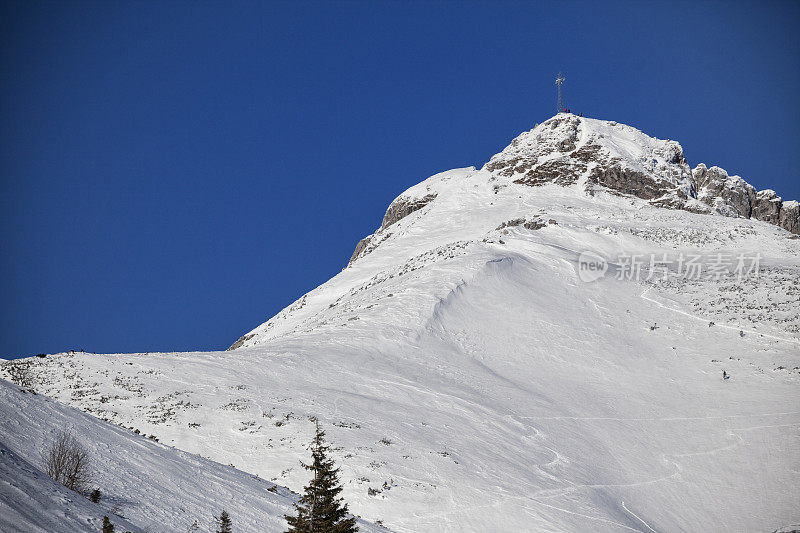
[346,192,437,267]
[513,159,587,187]
[483,115,799,234]
[345,190,438,268]
[751,189,782,225]
[693,164,755,217]
[485,115,582,179]
[779,201,800,234]
[587,164,673,201]
[496,217,548,231]
[228,333,254,351]
[486,115,696,206]
[349,234,374,264]
[691,164,799,233]
[756,193,797,233]
[381,193,437,230]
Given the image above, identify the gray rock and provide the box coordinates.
[227,333,254,351]
[693,164,756,218]
[381,193,437,230]
[779,201,800,234]
[345,190,436,268]
[690,164,798,233]
[348,234,374,265]
[523,219,547,230]
[587,164,672,201]
[485,117,800,234]
[751,189,782,225]
[513,158,587,187]
[495,218,546,231]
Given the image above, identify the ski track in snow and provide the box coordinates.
[526,498,646,532]
[621,501,658,533]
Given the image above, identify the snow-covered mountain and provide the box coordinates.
[3,113,799,532]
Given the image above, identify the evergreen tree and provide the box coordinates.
[89,488,101,503]
[285,422,358,533]
[215,510,232,533]
[101,516,114,533]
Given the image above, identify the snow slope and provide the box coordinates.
[0,379,385,533]
[0,436,140,533]
[3,114,799,532]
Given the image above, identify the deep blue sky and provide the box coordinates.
[2,1,798,358]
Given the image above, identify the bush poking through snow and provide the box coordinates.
[43,428,92,494]
[5,362,35,390]
[102,516,114,533]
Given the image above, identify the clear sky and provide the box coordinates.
[1,0,798,358]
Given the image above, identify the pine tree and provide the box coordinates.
[215,510,232,533]
[101,516,114,533]
[285,421,358,533]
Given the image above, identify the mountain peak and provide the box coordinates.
[483,114,691,202]
[227,114,799,350]
[487,114,686,172]
[483,114,798,233]
[341,114,798,271]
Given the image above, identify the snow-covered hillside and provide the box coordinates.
[0,379,384,532]
[3,114,799,532]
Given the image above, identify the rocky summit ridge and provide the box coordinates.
[366,114,798,264]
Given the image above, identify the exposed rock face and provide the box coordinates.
[752,189,782,225]
[485,115,696,206]
[587,165,672,201]
[349,235,374,264]
[228,333,254,351]
[512,159,587,187]
[347,192,438,266]
[346,192,437,266]
[483,114,799,234]
[780,201,800,234]
[485,116,583,181]
[693,164,755,217]
[691,164,798,233]
[381,193,437,230]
